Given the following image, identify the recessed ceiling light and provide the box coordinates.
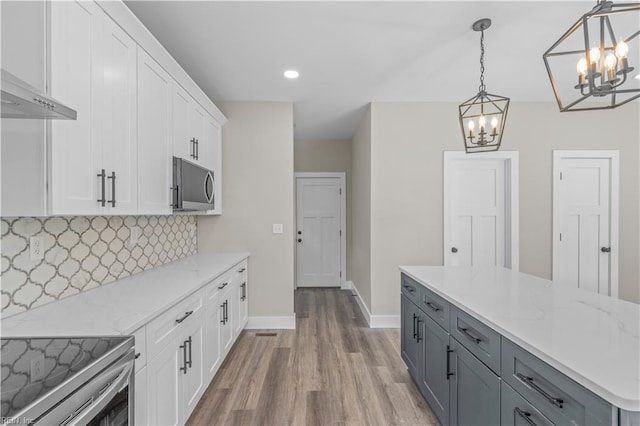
[284,70,299,79]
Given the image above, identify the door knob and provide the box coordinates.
[298,231,302,235]
[601,247,611,253]
[451,247,458,253]
[297,238,302,243]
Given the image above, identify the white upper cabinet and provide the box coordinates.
[101,17,138,215]
[202,114,222,214]
[49,1,138,216]
[49,0,104,215]
[137,48,172,215]
[172,84,191,162]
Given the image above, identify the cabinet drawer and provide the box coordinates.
[501,338,611,426]
[501,381,554,426]
[450,305,501,374]
[146,288,205,361]
[401,273,421,306]
[206,273,232,303]
[132,326,147,373]
[419,286,450,332]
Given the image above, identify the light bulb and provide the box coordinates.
[468,121,475,131]
[576,57,588,75]
[615,39,629,59]
[589,46,600,64]
[605,53,617,69]
[491,117,498,128]
[479,116,486,129]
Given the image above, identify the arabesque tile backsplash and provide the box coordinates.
[1,215,197,317]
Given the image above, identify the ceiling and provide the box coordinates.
[125,1,596,140]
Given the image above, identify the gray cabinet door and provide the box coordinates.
[401,294,420,379]
[449,337,500,426]
[419,314,450,426]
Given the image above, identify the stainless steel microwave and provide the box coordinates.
[172,157,215,211]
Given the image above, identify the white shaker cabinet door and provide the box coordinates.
[172,84,192,162]
[49,0,103,215]
[204,300,223,383]
[134,367,148,426]
[147,337,181,426]
[180,318,205,422]
[101,18,138,215]
[137,47,172,215]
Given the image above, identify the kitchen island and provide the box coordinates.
[399,265,639,426]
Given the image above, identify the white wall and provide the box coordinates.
[198,102,295,321]
[350,107,372,309]
[352,101,639,317]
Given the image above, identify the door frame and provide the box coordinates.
[294,172,347,289]
[552,150,619,297]
[443,151,520,271]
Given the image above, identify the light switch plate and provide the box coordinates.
[29,236,44,260]
[272,224,283,234]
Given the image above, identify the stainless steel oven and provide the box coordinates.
[1,336,134,426]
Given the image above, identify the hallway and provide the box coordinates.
[187,288,436,425]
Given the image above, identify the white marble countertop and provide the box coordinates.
[399,265,640,413]
[1,252,249,337]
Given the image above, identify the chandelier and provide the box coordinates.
[543,1,640,112]
[459,19,510,153]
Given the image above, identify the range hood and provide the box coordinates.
[1,69,77,120]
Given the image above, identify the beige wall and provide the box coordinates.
[294,139,353,281]
[359,101,639,316]
[198,101,295,318]
[350,107,372,309]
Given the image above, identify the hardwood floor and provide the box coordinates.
[187,288,437,425]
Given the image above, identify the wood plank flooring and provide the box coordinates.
[187,288,437,425]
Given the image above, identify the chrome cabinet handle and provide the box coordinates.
[402,284,416,293]
[424,301,441,312]
[415,317,422,342]
[190,138,196,159]
[238,268,246,273]
[179,340,188,374]
[186,336,193,369]
[514,407,537,426]
[218,282,228,290]
[451,247,458,253]
[601,247,611,253]
[412,313,417,339]
[457,326,482,344]
[195,138,199,160]
[224,300,228,322]
[516,373,564,408]
[97,169,106,207]
[107,171,116,207]
[446,346,454,379]
[134,353,141,359]
[175,310,194,324]
[241,282,246,301]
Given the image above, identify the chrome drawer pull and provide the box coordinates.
[457,326,482,344]
[514,407,537,426]
[238,268,246,273]
[175,310,194,324]
[424,301,441,312]
[218,282,228,290]
[516,373,564,409]
[403,284,416,293]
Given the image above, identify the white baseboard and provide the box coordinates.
[350,282,400,329]
[246,316,296,329]
[341,280,353,290]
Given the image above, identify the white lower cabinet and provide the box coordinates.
[140,259,249,425]
[134,367,148,426]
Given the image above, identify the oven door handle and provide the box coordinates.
[62,360,134,426]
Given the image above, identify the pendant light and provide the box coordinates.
[543,1,640,112]
[459,19,510,153]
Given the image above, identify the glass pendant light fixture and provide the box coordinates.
[543,1,640,111]
[459,19,510,153]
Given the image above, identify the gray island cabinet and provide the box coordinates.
[399,266,640,426]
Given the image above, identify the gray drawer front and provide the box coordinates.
[501,381,554,426]
[501,338,611,426]
[401,273,421,306]
[450,305,501,374]
[420,286,450,332]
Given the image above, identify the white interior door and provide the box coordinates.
[444,152,519,269]
[553,151,619,297]
[296,177,343,287]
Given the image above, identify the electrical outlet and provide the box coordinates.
[29,236,44,260]
[30,354,45,382]
[272,224,283,234]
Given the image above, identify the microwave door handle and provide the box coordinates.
[62,361,133,426]
[204,171,214,204]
